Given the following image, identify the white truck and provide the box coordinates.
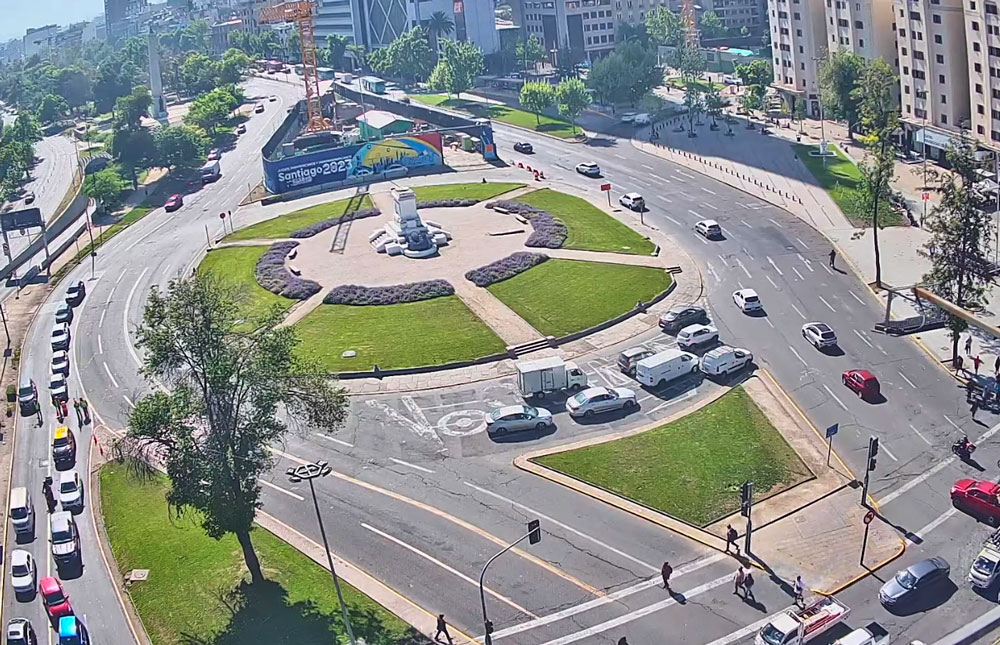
[515,356,587,399]
[969,529,1000,588]
[755,596,850,645]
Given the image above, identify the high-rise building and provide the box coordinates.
[105,0,149,46]
[22,24,59,58]
[520,0,617,63]
[825,0,895,61]
[768,0,827,116]
[962,0,999,147]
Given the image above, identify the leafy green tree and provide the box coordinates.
[183,85,240,134]
[684,82,702,134]
[83,167,127,212]
[220,49,252,85]
[587,41,662,106]
[36,94,68,123]
[326,35,348,70]
[117,273,349,585]
[181,52,222,94]
[55,68,92,110]
[4,112,42,146]
[555,77,592,133]
[704,86,724,127]
[114,85,152,131]
[645,6,683,46]
[368,27,434,83]
[520,81,555,124]
[734,59,772,88]
[346,44,368,72]
[793,98,806,133]
[617,22,651,47]
[555,46,582,80]
[430,41,484,96]
[427,10,456,57]
[178,19,210,54]
[515,34,546,72]
[699,11,725,40]
[819,51,865,139]
[154,125,208,169]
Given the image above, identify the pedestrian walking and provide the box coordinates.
[73,399,82,425]
[80,398,90,424]
[744,572,756,602]
[661,561,673,590]
[994,355,1000,376]
[793,576,805,608]
[828,249,836,268]
[617,638,629,645]
[956,355,965,374]
[974,354,983,375]
[967,336,974,356]
[726,524,740,554]
[434,614,453,644]
[734,567,745,595]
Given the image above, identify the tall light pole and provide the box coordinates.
[480,520,541,645]
[287,461,358,645]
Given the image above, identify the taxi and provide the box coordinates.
[52,426,76,468]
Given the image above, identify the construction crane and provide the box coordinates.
[682,0,700,50]
[259,1,326,132]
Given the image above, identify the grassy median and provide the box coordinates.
[410,94,579,138]
[411,182,524,203]
[534,387,810,525]
[197,246,295,319]
[100,463,426,645]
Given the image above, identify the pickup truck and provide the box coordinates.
[755,596,850,645]
[969,528,1000,588]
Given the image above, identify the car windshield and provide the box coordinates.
[51,329,63,338]
[11,563,28,576]
[572,392,590,405]
[53,436,68,448]
[759,624,787,645]
[820,332,836,340]
[745,295,759,302]
[10,507,26,519]
[896,570,917,589]
[52,528,72,543]
[488,409,508,421]
[59,480,76,494]
[44,588,64,603]
[17,386,32,397]
[973,556,997,576]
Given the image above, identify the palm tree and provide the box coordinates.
[427,11,455,58]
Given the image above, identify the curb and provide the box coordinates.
[817,537,907,596]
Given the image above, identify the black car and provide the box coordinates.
[513,142,534,154]
[659,305,708,333]
[65,281,85,306]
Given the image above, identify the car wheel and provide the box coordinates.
[569,383,582,392]
[814,341,820,349]
[535,422,548,430]
[625,400,638,409]
[989,514,1000,528]
[583,409,595,418]
[658,379,667,387]
[952,497,965,511]
[494,426,507,436]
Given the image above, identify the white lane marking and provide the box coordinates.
[707,262,721,282]
[898,371,917,389]
[821,263,834,275]
[880,458,955,505]
[798,253,814,272]
[703,611,795,645]
[650,174,669,182]
[660,196,673,203]
[795,237,810,249]
[664,214,682,226]
[767,218,783,228]
[689,209,702,218]
[123,395,135,409]
[123,267,150,366]
[822,384,849,411]
[98,309,106,328]
[849,291,865,305]
[614,153,626,159]
[765,318,775,328]
[464,482,661,573]
[702,202,719,210]
[766,275,779,289]
[362,522,537,618]
[694,233,709,245]
[102,362,120,389]
[534,573,736,645]
[743,247,755,261]
[766,256,784,276]
[818,295,836,312]
[641,164,654,170]
[944,415,962,431]
[790,303,806,319]
[879,441,899,462]
[853,329,874,348]
[388,457,435,474]
[701,187,717,195]
[735,258,752,279]
[315,432,354,448]
[678,170,697,179]
[97,335,103,355]
[788,345,809,367]
[741,220,753,228]
[792,266,805,281]
[909,423,933,446]
[259,478,305,501]
[738,203,749,209]
[906,508,958,545]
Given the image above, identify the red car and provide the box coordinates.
[952,479,1000,525]
[164,194,183,212]
[40,577,72,620]
[842,369,880,399]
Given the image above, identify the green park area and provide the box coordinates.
[198,246,294,319]
[535,388,810,525]
[412,182,524,203]
[793,143,903,227]
[294,296,507,372]
[410,94,579,139]
[667,77,725,93]
[226,194,375,241]
[516,189,657,255]
[100,463,424,645]
[488,259,672,337]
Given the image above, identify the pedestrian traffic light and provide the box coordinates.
[868,436,879,472]
[527,519,541,545]
[740,480,753,517]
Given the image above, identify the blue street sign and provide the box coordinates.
[826,423,839,438]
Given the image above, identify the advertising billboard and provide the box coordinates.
[264,132,443,194]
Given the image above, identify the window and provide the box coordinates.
[974,21,981,30]
[799,45,804,52]
[915,107,927,118]
[910,11,921,19]
[978,82,984,92]
[855,20,864,28]
[939,73,945,83]
[859,39,864,46]
[899,7,904,16]
[978,125,985,134]
[973,0,978,8]
[902,47,908,54]
[981,105,987,114]
[838,18,848,26]
[905,84,911,93]
[800,62,805,69]
[796,28,803,35]
[941,114,948,124]
[993,130,1000,141]
[916,31,923,39]
[914,69,927,79]
[977,63,983,72]
[975,42,982,51]
[914,50,924,59]
[794,12,800,19]
[904,65,910,73]
[932,13,941,22]
[934,34,942,43]
[941,94,947,104]
[899,28,906,36]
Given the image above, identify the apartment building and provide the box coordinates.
[769,0,827,116]
[825,0,895,61]
[22,24,59,58]
[104,0,149,45]
[613,0,766,35]
[520,0,617,62]
[964,0,1000,147]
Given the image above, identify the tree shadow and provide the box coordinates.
[180,579,432,645]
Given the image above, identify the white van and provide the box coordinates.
[636,349,698,387]
[9,487,33,536]
[700,345,753,377]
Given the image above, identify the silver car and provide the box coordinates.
[51,323,70,351]
[58,471,83,511]
[879,557,950,607]
[486,405,554,436]
[9,550,35,595]
[566,387,638,418]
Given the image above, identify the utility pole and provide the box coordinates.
[861,436,879,507]
[740,480,753,554]
[481,520,542,645]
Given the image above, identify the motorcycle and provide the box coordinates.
[952,438,977,459]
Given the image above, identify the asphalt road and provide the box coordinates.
[26,85,1000,645]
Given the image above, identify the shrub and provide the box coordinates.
[465,252,549,287]
[324,279,455,305]
[289,207,381,238]
[254,241,322,300]
[416,198,480,209]
[485,200,568,248]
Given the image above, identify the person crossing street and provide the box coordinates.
[661,561,673,590]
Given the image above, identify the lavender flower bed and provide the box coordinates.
[324,279,455,306]
[416,198,480,209]
[485,200,568,248]
[289,207,381,239]
[465,252,549,287]
[254,241,322,300]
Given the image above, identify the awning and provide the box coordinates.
[914,127,959,150]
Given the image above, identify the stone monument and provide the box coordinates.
[147,31,167,120]
[369,187,451,258]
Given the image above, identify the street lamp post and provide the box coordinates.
[287,461,358,645]
[480,520,541,645]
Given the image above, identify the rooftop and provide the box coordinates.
[357,110,413,130]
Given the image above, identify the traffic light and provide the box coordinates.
[868,436,879,472]
[527,519,541,545]
[485,620,494,635]
[740,480,753,517]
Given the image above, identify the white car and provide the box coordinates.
[733,289,763,313]
[575,162,601,177]
[49,374,67,401]
[486,405,554,435]
[51,323,70,351]
[802,322,838,349]
[620,112,638,123]
[52,350,70,376]
[59,471,83,511]
[619,192,645,211]
[695,219,722,239]
[566,386,638,418]
[9,550,35,595]
[676,324,719,350]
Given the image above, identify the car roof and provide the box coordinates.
[18,377,32,387]
[698,219,720,226]
[850,369,876,380]
[670,304,703,314]
[169,193,181,199]
[54,426,69,440]
[580,161,598,166]
[59,470,78,483]
[50,511,72,531]
[621,346,653,358]
[973,480,1000,495]
[807,322,832,331]
[680,323,713,333]
[624,192,643,198]
[58,616,78,637]
[6,619,26,636]
[40,576,61,594]
[580,386,610,396]
[910,557,947,577]
[10,549,29,566]
[494,405,528,417]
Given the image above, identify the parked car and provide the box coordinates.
[618,346,656,376]
[695,219,723,239]
[40,577,72,620]
[55,303,73,324]
[9,487,34,537]
[9,550,35,596]
[164,194,183,212]
[659,305,708,333]
[486,405,554,435]
[236,124,247,134]
[843,369,880,400]
[636,349,699,387]
[207,148,221,161]
[566,386,638,418]
[16,378,36,413]
[733,289,762,313]
[5,618,38,645]
[619,192,645,211]
[575,162,601,177]
[676,324,719,350]
[50,511,81,567]
[952,479,1000,525]
[802,322,837,349]
[51,350,69,376]
[51,323,70,351]
[269,95,277,102]
[513,142,534,153]
[65,281,85,306]
[58,471,83,511]
[700,346,753,377]
[254,103,265,113]
[52,426,76,468]
[879,557,950,608]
